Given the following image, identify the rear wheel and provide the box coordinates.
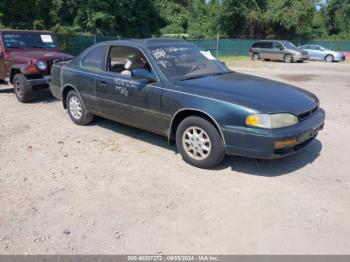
[284,54,293,63]
[66,90,94,125]
[13,74,32,103]
[325,54,334,62]
[252,53,260,61]
[176,116,225,169]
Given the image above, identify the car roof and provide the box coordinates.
[98,38,189,48]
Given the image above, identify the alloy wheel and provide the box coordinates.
[285,55,293,63]
[182,126,212,160]
[69,96,82,120]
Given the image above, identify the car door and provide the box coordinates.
[272,42,285,60]
[303,46,316,60]
[313,46,326,60]
[260,42,274,60]
[75,44,109,112]
[95,45,163,134]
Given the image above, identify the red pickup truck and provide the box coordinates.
[0,29,73,102]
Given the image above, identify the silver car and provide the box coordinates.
[299,45,346,62]
[249,40,309,63]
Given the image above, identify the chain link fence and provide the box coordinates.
[189,38,350,57]
[56,34,350,57]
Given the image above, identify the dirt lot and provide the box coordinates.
[1,61,350,255]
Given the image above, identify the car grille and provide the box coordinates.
[298,106,318,121]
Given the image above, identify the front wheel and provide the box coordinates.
[66,90,94,125]
[325,54,334,62]
[284,54,294,63]
[176,116,225,169]
[13,74,32,103]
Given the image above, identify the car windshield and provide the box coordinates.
[282,41,297,49]
[149,44,231,80]
[2,32,58,49]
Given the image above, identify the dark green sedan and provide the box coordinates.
[50,39,325,169]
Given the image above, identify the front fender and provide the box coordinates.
[9,64,27,82]
[161,85,256,143]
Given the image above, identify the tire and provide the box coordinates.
[284,54,293,63]
[13,74,32,103]
[66,90,93,125]
[252,53,260,61]
[176,116,225,169]
[325,54,334,63]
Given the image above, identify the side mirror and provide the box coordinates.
[279,47,284,51]
[219,61,226,66]
[132,69,157,83]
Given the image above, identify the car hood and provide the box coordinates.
[174,72,319,115]
[290,48,308,55]
[7,49,73,61]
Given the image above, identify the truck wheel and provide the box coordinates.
[13,74,32,103]
[176,116,225,169]
[66,90,94,125]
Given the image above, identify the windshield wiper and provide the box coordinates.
[177,74,211,81]
[211,71,233,76]
[177,71,233,81]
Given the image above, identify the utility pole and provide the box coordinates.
[216,34,220,57]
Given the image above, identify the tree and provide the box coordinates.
[264,0,318,39]
[219,0,267,38]
[322,0,350,39]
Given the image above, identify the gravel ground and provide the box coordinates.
[0,61,350,255]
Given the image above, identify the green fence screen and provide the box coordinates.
[56,34,350,57]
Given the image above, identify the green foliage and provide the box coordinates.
[321,0,350,39]
[0,0,349,40]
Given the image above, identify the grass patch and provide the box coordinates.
[218,55,255,68]
[219,55,250,61]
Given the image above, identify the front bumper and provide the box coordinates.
[294,54,309,61]
[334,55,346,62]
[222,108,325,159]
[27,76,51,89]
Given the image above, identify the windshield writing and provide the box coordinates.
[2,32,58,49]
[150,45,230,80]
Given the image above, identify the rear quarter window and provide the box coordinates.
[81,45,107,71]
[261,42,273,49]
[252,42,261,48]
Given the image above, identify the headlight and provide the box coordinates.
[246,113,298,129]
[36,61,47,71]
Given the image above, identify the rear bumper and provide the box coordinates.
[222,108,325,159]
